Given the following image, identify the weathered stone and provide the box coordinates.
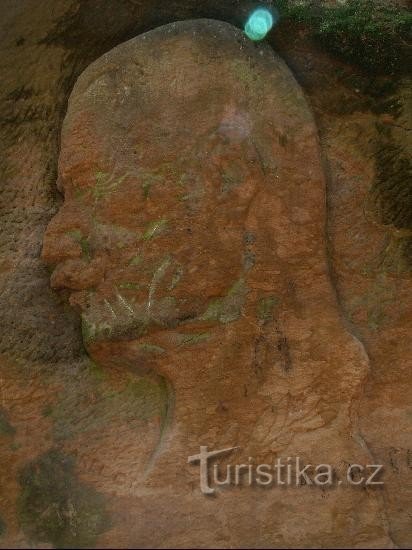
[39,19,395,547]
[0,2,410,549]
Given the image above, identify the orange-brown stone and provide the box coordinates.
[39,19,394,548]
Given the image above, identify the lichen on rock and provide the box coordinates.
[18,449,108,549]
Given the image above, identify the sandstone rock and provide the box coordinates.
[0,3,410,549]
[273,25,412,547]
[40,19,394,548]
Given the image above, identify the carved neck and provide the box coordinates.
[140,323,277,486]
[87,319,277,487]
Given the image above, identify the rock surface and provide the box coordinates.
[0,2,410,549]
[39,19,392,548]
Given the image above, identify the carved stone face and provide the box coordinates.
[37,23,391,547]
[40,19,373,484]
[44,26,258,341]
[41,21,334,378]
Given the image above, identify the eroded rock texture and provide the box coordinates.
[0,2,411,549]
[38,19,392,546]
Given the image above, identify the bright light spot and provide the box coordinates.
[244,8,277,41]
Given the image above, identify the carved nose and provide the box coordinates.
[49,257,105,291]
[41,206,90,266]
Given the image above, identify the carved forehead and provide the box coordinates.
[59,19,312,186]
[68,18,279,112]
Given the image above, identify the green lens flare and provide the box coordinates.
[245,8,276,41]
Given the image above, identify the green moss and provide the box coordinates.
[67,229,82,241]
[227,278,246,297]
[93,171,127,203]
[81,317,97,343]
[257,296,279,323]
[200,298,224,322]
[0,408,15,437]
[142,219,168,241]
[129,255,143,266]
[138,343,166,354]
[117,282,142,290]
[141,173,163,199]
[80,238,90,258]
[221,167,243,194]
[200,278,248,324]
[168,265,184,291]
[122,378,162,403]
[18,449,108,549]
[276,0,315,23]
[140,164,189,199]
[277,0,411,74]
[67,230,91,260]
[177,332,211,346]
